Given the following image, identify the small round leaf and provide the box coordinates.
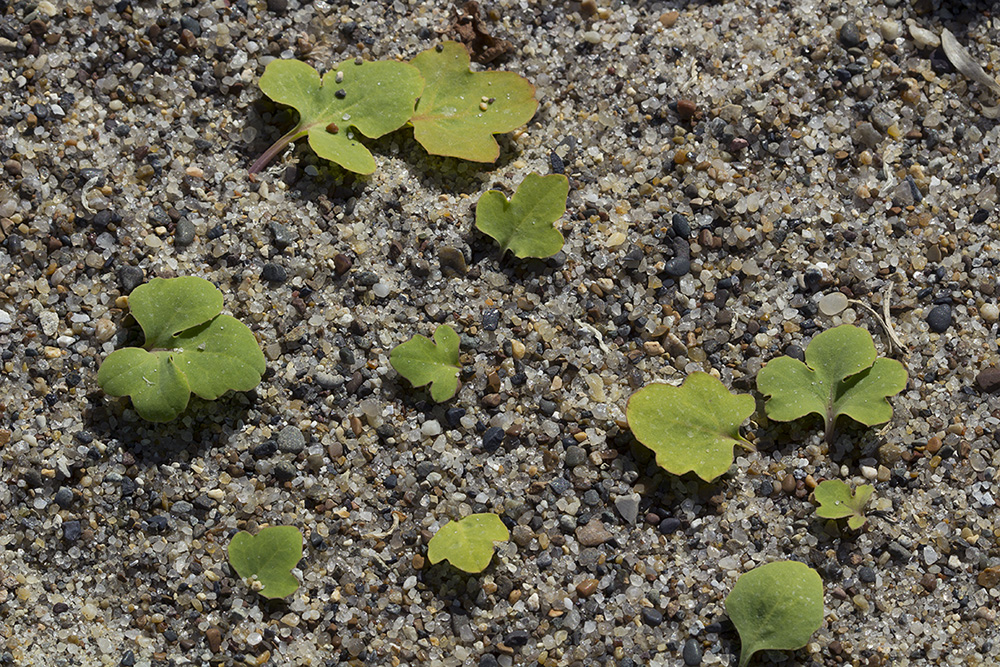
[390,324,461,402]
[228,525,303,599]
[427,513,509,573]
[725,561,824,667]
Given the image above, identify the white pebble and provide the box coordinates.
[981,303,999,323]
[818,292,849,317]
[421,420,442,437]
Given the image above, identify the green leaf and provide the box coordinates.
[129,276,223,350]
[756,325,907,443]
[475,172,568,258]
[626,372,755,482]
[410,42,537,162]
[97,348,191,423]
[97,277,266,422]
[814,479,873,530]
[725,561,824,667]
[427,513,509,573]
[252,58,424,174]
[390,324,461,402]
[228,526,303,599]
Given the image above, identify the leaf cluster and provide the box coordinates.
[813,479,873,530]
[252,42,537,175]
[97,277,266,422]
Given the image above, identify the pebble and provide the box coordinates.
[614,494,640,524]
[482,427,504,452]
[205,627,223,653]
[880,19,901,41]
[977,566,1000,589]
[671,213,691,237]
[683,638,702,665]
[439,246,467,274]
[818,291,849,316]
[261,263,287,283]
[576,518,613,546]
[564,445,586,467]
[781,473,797,494]
[269,222,296,250]
[117,266,145,294]
[981,303,999,322]
[276,425,306,454]
[975,368,1000,393]
[479,655,500,667]
[658,517,681,534]
[641,607,664,627]
[54,487,73,509]
[174,219,195,246]
[909,24,940,49]
[839,20,862,48]
[926,304,952,333]
[576,578,599,597]
[63,521,82,542]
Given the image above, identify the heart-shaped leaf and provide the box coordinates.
[814,479,873,530]
[410,42,537,162]
[427,513,509,573]
[725,561,824,667]
[252,58,424,174]
[97,277,266,422]
[475,172,568,258]
[756,325,907,443]
[228,525,303,599]
[626,372,755,482]
[129,276,223,349]
[390,324,461,402]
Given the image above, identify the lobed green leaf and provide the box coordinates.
[427,513,509,573]
[228,525,303,599]
[390,324,461,402]
[475,172,568,258]
[814,479,873,530]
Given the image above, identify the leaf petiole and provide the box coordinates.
[249,125,307,174]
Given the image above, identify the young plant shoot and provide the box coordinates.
[475,172,568,259]
[390,324,462,402]
[228,525,304,599]
[97,276,266,422]
[756,325,907,444]
[427,513,509,573]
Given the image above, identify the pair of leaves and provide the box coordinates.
[814,479,873,530]
[228,525,303,599]
[97,277,266,422]
[252,42,537,174]
[427,513,509,573]
[390,324,462,402]
[725,561,824,667]
[757,325,907,443]
[626,372,755,482]
[476,172,568,258]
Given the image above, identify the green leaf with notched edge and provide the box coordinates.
[475,172,568,258]
[410,42,537,162]
[427,513,509,573]
[97,348,191,422]
[390,324,461,402]
[97,277,266,422]
[129,276,223,350]
[756,325,907,442]
[626,372,755,482]
[725,561,824,667]
[814,479,873,530]
[254,58,424,174]
[228,526,303,599]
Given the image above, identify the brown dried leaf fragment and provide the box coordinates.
[447,1,513,64]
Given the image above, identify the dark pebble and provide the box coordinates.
[482,427,504,452]
[539,399,557,416]
[206,225,225,240]
[356,271,379,287]
[549,477,571,495]
[269,221,296,249]
[926,304,951,333]
[339,348,355,365]
[52,602,69,614]
[334,254,353,275]
[658,517,681,534]
[261,263,287,283]
[482,308,500,331]
[117,265,144,294]
[785,344,805,361]
[683,638,702,665]
[266,0,287,13]
[641,608,664,627]
[273,460,296,482]
[859,566,876,583]
[180,16,201,37]
[119,650,136,667]
[504,630,529,647]
[564,445,586,467]
[972,209,990,225]
[445,407,466,427]
[253,441,278,458]
[63,520,82,542]
[663,239,691,277]
[54,487,74,509]
[839,21,862,48]
[174,219,195,246]
[671,213,691,237]
[622,245,644,270]
[977,368,1000,393]
[549,151,565,174]
[479,655,500,667]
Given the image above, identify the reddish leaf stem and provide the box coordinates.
[248,126,305,175]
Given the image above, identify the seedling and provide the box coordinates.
[756,325,907,444]
[228,525,303,599]
[427,513,509,573]
[475,172,568,258]
[725,561,824,667]
[814,479,873,530]
[390,324,461,402]
[97,277,266,422]
[250,57,423,174]
[626,372,755,482]
[410,41,537,162]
